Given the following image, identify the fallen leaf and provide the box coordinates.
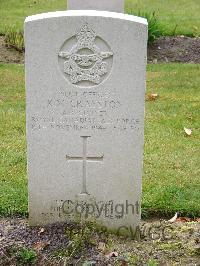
[151,93,158,99]
[176,217,191,222]
[105,251,118,258]
[98,242,106,252]
[168,212,178,223]
[33,241,50,251]
[184,127,192,136]
[146,93,159,101]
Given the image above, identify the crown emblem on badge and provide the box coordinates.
[58,24,113,86]
[76,24,96,45]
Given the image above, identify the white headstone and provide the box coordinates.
[68,0,124,13]
[25,10,147,235]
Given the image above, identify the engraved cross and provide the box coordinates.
[66,136,103,195]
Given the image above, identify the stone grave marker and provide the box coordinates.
[68,0,124,13]
[25,5,147,235]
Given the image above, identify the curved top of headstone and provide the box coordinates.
[25,10,148,25]
[68,0,124,13]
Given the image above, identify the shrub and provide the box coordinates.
[4,26,24,52]
[17,247,37,264]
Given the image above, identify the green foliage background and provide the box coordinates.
[0,0,199,36]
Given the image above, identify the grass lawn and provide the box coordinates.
[126,0,200,37]
[0,0,67,33]
[0,63,199,217]
[0,0,199,36]
[0,64,27,215]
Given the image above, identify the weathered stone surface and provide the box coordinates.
[25,10,147,233]
[68,0,124,13]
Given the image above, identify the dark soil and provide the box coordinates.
[148,36,200,63]
[0,217,199,265]
[0,36,24,64]
[0,36,200,64]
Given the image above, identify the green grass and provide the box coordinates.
[0,0,200,36]
[0,0,66,34]
[126,0,200,36]
[144,64,200,216]
[0,64,27,215]
[0,63,199,216]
